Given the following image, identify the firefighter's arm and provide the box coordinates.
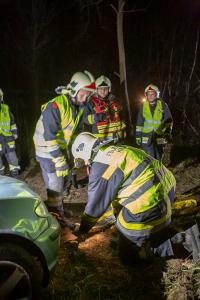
[156,102,173,139]
[42,102,69,176]
[76,162,124,234]
[109,95,122,113]
[78,213,99,234]
[135,106,144,145]
[42,102,63,157]
[83,103,106,125]
[10,111,18,139]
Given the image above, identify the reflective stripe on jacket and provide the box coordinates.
[33,94,84,158]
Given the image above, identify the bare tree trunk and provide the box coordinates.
[175,28,186,98]
[167,27,177,104]
[168,45,174,103]
[183,29,199,141]
[112,1,133,132]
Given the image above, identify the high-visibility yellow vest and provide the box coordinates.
[0,104,12,137]
[141,100,168,145]
[142,100,163,134]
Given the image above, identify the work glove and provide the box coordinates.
[52,156,69,177]
[93,113,107,123]
[110,102,121,113]
[72,223,87,243]
[136,137,141,146]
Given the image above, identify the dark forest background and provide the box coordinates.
[0,0,199,168]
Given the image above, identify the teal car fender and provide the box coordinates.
[0,176,60,282]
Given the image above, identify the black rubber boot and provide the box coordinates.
[0,169,5,176]
[46,189,74,229]
[63,206,74,218]
[47,206,75,229]
[10,169,19,178]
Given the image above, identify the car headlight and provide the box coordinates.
[34,199,49,218]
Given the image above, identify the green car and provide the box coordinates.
[0,175,60,299]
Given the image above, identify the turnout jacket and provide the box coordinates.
[135,99,173,146]
[83,93,126,139]
[33,94,84,159]
[79,144,176,242]
[0,103,18,154]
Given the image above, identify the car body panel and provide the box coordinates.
[34,216,60,273]
[0,175,39,198]
[0,175,60,276]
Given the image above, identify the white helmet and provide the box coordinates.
[144,84,160,98]
[96,75,111,92]
[66,70,96,97]
[72,132,98,165]
[0,89,3,101]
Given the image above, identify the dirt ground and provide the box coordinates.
[20,155,200,300]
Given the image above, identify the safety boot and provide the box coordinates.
[46,189,74,229]
[47,205,75,230]
[10,168,19,178]
[0,166,5,176]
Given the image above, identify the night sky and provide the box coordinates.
[0,0,199,92]
[0,0,199,161]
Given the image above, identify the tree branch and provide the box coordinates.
[189,29,199,82]
[110,4,118,14]
[123,8,146,13]
[183,109,200,136]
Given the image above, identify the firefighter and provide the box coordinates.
[135,84,173,160]
[83,75,127,227]
[72,132,177,263]
[84,75,126,142]
[33,71,95,228]
[0,88,20,177]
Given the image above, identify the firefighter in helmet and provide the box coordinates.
[0,88,20,177]
[71,132,177,262]
[135,84,173,160]
[83,75,127,228]
[84,75,126,142]
[33,71,96,228]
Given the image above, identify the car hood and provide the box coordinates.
[0,175,39,199]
